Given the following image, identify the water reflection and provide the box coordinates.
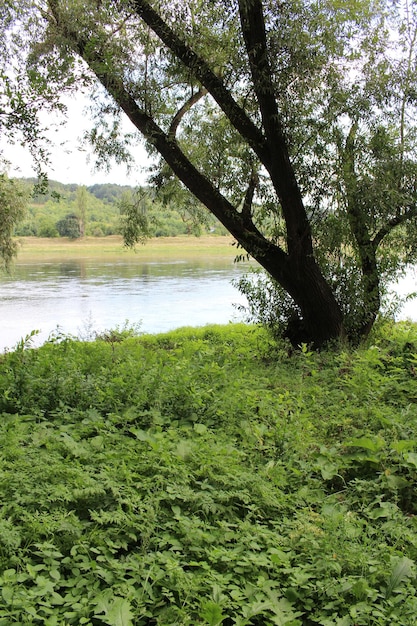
[0,257,250,351]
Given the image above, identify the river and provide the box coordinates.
[0,256,250,352]
[1,256,416,353]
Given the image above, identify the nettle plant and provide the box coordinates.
[0,324,417,623]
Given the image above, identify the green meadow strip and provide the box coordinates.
[15,235,238,261]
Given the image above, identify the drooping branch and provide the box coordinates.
[168,86,207,141]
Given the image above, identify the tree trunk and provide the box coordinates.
[86,49,344,347]
[341,124,381,340]
[55,2,345,347]
[249,245,345,346]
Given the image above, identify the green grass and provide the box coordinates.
[0,321,417,624]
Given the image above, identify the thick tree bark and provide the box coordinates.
[237,0,313,257]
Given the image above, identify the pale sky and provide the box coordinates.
[2,94,150,187]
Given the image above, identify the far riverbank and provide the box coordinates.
[15,235,238,261]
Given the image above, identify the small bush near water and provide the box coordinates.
[0,322,417,624]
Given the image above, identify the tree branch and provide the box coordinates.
[237,0,282,148]
[340,122,381,332]
[130,0,270,167]
[168,87,207,141]
[237,0,313,255]
[241,169,258,224]
[372,205,417,249]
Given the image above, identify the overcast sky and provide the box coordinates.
[3,94,150,187]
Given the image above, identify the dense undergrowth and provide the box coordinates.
[0,322,417,625]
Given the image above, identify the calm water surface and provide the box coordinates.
[0,256,250,352]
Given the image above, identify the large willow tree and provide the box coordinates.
[2,0,417,345]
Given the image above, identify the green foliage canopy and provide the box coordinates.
[55,212,81,238]
[0,174,28,270]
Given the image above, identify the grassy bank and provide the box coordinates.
[15,235,237,261]
[1,322,417,624]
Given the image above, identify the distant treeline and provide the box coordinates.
[15,178,227,239]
